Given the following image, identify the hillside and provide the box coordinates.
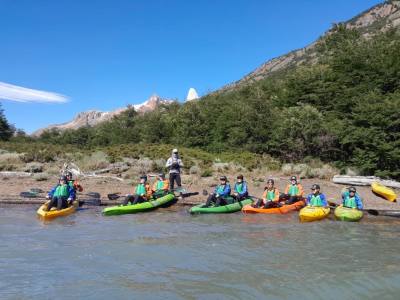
[218,1,400,92]
[32,94,174,136]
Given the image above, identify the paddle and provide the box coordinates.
[107,188,196,201]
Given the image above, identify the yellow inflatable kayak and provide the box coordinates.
[299,206,330,222]
[371,182,397,202]
[37,201,78,221]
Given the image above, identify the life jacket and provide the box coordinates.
[54,184,69,198]
[263,187,279,202]
[344,195,357,208]
[235,182,247,194]
[288,185,299,196]
[216,184,228,195]
[309,194,323,206]
[135,183,152,198]
[153,179,169,192]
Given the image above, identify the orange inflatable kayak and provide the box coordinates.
[242,200,305,214]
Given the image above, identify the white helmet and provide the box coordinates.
[172,148,178,153]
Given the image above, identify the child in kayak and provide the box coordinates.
[66,171,83,200]
[232,174,248,201]
[204,176,231,207]
[253,179,280,208]
[46,175,75,211]
[280,176,304,204]
[306,184,328,207]
[341,186,363,209]
[152,173,170,199]
[123,175,152,205]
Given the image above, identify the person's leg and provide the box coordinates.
[132,195,147,205]
[253,198,263,208]
[215,197,228,207]
[169,173,175,191]
[57,196,68,210]
[205,194,216,207]
[264,201,279,209]
[175,174,182,188]
[123,195,134,205]
[46,197,57,211]
[279,193,290,201]
[286,196,300,204]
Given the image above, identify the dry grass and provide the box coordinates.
[76,151,110,171]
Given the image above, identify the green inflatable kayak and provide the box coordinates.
[103,193,175,216]
[334,205,363,222]
[190,198,253,214]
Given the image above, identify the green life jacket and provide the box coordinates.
[54,184,69,198]
[156,180,164,191]
[236,183,243,193]
[216,185,225,194]
[136,184,146,195]
[288,185,299,196]
[344,196,356,208]
[266,189,276,201]
[310,194,322,207]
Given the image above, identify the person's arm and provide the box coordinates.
[68,186,75,201]
[320,194,328,207]
[75,181,83,192]
[305,194,311,205]
[274,188,280,202]
[222,184,231,197]
[298,184,304,197]
[165,158,172,168]
[262,190,267,201]
[356,195,363,210]
[48,186,56,198]
[241,182,248,196]
[146,184,153,198]
[163,180,169,191]
[284,184,289,194]
[152,182,157,192]
[178,159,184,167]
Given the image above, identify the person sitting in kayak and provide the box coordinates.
[152,173,170,199]
[306,184,328,207]
[46,175,75,211]
[280,176,304,204]
[232,174,248,201]
[341,186,363,209]
[204,176,231,207]
[123,175,152,205]
[253,178,280,208]
[66,171,83,200]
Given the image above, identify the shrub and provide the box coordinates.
[200,169,213,177]
[24,162,44,173]
[33,173,49,181]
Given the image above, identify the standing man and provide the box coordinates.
[166,148,184,191]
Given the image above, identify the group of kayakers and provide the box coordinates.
[204,174,363,210]
[43,147,364,212]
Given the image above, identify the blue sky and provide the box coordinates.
[0,0,382,133]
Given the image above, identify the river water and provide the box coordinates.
[1,205,400,300]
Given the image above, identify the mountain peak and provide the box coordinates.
[186,88,199,101]
[32,94,174,136]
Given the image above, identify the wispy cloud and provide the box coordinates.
[0,81,68,103]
